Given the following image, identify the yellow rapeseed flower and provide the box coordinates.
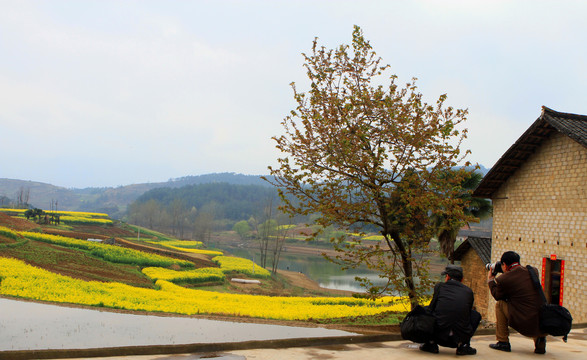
[0,257,410,320]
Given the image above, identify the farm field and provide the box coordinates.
[0,210,409,330]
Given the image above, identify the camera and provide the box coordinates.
[485,261,503,276]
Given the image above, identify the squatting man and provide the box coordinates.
[419,264,481,355]
[487,251,547,354]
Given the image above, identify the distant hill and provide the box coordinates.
[0,179,82,210]
[0,166,491,219]
[135,182,279,221]
[0,173,272,218]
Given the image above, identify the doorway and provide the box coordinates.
[542,257,564,305]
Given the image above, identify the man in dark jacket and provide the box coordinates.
[420,265,481,355]
[488,251,546,354]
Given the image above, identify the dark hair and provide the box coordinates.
[449,272,463,281]
[500,251,520,266]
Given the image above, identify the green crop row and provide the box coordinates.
[0,226,19,240]
[20,231,193,268]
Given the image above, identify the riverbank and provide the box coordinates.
[273,269,355,296]
[213,231,449,291]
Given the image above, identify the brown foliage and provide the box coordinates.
[266,26,475,309]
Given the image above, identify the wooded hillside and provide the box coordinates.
[0,173,273,218]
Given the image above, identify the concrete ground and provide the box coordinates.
[43,327,586,360]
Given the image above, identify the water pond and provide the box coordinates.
[219,245,446,293]
[218,246,386,292]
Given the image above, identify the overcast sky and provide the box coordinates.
[1,0,585,188]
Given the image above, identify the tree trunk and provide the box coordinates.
[400,250,419,310]
[271,226,287,274]
[389,231,419,310]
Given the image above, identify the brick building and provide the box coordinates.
[452,236,492,319]
[473,106,586,323]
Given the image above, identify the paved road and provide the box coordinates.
[2,298,584,359]
[49,327,587,360]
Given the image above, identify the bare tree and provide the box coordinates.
[271,214,292,274]
[168,198,186,236]
[127,199,164,230]
[193,202,219,245]
[257,197,276,268]
[15,187,30,208]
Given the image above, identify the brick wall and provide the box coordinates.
[460,249,490,319]
[489,132,587,323]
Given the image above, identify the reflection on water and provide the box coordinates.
[220,246,388,293]
[220,245,447,294]
[0,298,357,351]
[318,273,387,293]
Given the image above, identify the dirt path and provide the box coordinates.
[0,212,39,230]
[282,244,340,257]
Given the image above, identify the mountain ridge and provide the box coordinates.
[0,173,271,217]
[0,165,490,218]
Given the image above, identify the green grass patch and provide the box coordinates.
[20,231,194,269]
[312,311,407,326]
[122,224,177,242]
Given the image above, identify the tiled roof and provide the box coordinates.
[452,236,492,264]
[473,106,587,198]
[544,108,587,147]
[458,229,492,239]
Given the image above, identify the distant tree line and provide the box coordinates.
[0,195,11,207]
[167,173,275,187]
[0,187,31,209]
[125,182,302,243]
[136,182,280,221]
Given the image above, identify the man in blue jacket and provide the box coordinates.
[420,265,481,356]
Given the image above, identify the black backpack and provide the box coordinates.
[527,265,573,342]
[400,305,436,343]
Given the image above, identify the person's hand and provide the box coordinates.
[487,271,495,282]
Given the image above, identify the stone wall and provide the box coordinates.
[489,132,587,323]
[460,249,490,319]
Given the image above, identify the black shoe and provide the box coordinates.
[534,337,546,354]
[456,345,477,355]
[419,342,439,354]
[489,341,511,352]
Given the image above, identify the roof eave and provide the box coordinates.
[473,106,587,199]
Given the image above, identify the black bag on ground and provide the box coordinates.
[400,305,436,343]
[540,303,573,340]
[526,265,573,342]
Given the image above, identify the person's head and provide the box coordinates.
[500,251,521,271]
[441,264,463,282]
[500,251,520,266]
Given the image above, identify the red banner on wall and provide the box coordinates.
[541,257,546,290]
[559,260,565,306]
